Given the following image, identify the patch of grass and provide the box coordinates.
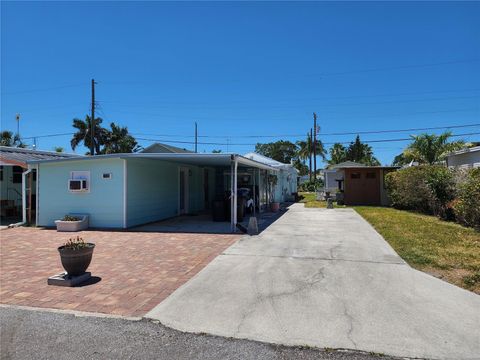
[354,206,480,294]
[298,192,346,208]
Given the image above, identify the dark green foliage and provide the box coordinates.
[255,140,299,164]
[453,168,480,229]
[328,136,380,166]
[385,166,456,219]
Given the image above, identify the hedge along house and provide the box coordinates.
[26,152,278,232]
[0,146,80,226]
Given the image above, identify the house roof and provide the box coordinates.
[446,146,480,157]
[0,146,81,167]
[141,143,193,154]
[26,152,278,171]
[328,161,367,169]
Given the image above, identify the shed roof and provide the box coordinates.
[0,146,81,167]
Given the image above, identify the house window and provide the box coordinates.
[366,172,376,179]
[12,166,23,183]
[0,166,3,181]
[350,172,361,179]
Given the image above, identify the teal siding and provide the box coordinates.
[38,158,124,228]
[126,158,206,227]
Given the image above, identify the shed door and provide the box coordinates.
[344,169,381,205]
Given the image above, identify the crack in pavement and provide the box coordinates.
[222,252,406,265]
[234,265,327,340]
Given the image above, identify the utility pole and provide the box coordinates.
[313,112,317,181]
[15,114,20,136]
[195,122,198,153]
[309,128,313,182]
[90,79,96,156]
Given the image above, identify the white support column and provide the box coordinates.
[22,168,32,224]
[35,164,39,226]
[230,162,234,232]
[252,168,256,217]
[233,159,238,229]
[123,159,128,229]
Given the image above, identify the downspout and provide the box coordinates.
[230,157,234,232]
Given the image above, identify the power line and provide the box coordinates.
[19,122,480,141]
[316,59,480,77]
[135,132,480,147]
[2,83,88,95]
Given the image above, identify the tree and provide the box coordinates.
[328,143,347,165]
[255,140,298,164]
[346,135,380,166]
[0,131,25,148]
[402,132,465,165]
[102,123,141,154]
[292,159,309,176]
[53,146,64,153]
[212,149,222,153]
[70,115,107,155]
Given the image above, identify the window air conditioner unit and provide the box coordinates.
[69,179,88,192]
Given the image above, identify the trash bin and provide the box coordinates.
[212,200,226,222]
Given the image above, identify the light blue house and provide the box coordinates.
[27,149,288,231]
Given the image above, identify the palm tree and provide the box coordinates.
[403,132,465,164]
[297,133,326,181]
[328,143,347,166]
[102,123,141,154]
[70,115,107,155]
[0,131,25,147]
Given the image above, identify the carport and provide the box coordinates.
[122,153,278,232]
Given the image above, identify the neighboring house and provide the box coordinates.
[26,151,277,231]
[321,161,397,206]
[336,164,398,206]
[0,146,80,224]
[141,142,193,154]
[322,161,364,194]
[445,146,480,169]
[243,152,299,202]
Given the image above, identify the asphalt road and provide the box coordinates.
[0,306,399,360]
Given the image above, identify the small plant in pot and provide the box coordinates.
[58,236,95,277]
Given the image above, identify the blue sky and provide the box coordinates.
[1,1,479,165]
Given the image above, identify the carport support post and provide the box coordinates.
[230,162,234,232]
[252,168,256,217]
[233,159,238,230]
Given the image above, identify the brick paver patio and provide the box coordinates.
[0,227,239,317]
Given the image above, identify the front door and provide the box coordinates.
[179,168,189,214]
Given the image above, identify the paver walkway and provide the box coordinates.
[0,227,238,316]
[147,204,480,360]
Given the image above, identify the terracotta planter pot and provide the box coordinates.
[271,202,280,212]
[58,243,95,276]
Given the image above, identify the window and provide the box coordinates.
[366,172,376,179]
[102,173,112,179]
[12,166,23,183]
[0,166,3,181]
[350,172,361,179]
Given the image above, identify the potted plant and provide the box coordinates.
[58,236,95,276]
[55,214,89,232]
[268,174,280,212]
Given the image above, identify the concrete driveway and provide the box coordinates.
[147,204,480,360]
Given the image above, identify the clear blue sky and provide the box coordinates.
[2,1,479,165]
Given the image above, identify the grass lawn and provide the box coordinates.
[298,192,480,293]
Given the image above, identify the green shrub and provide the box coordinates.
[453,168,480,229]
[385,166,456,219]
[298,179,323,192]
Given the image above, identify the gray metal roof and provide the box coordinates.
[141,142,193,154]
[0,146,81,166]
[26,152,278,171]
